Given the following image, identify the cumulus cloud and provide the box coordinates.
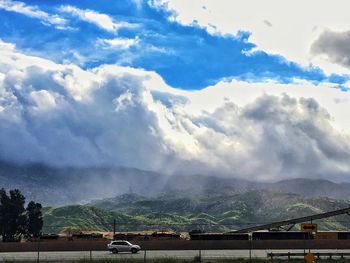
[149,0,350,74]
[1,41,350,181]
[311,29,350,68]
[59,5,137,32]
[0,0,67,28]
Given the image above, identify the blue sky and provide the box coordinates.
[1,0,348,89]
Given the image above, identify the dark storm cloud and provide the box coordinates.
[311,29,350,68]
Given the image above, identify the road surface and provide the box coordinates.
[0,249,349,261]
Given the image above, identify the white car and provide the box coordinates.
[107,240,141,254]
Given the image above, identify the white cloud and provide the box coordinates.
[29,90,57,111]
[113,90,134,111]
[149,0,350,75]
[184,79,350,133]
[98,37,140,49]
[0,39,15,51]
[0,0,67,28]
[1,41,350,181]
[59,5,136,32]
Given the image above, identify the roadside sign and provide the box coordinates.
[305,252,315,263]
[301,224,317,232]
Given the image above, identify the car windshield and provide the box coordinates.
[124,241,132,246]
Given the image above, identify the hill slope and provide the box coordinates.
[43,190,350,233]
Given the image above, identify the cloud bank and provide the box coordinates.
[1,41,350,181]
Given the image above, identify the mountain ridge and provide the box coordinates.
[1,160,350,205]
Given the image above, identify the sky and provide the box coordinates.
[1,0,350,182]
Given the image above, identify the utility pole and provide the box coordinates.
[113,219,116,240]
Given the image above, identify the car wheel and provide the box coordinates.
[131,248,138,254]
[112,249,118,254]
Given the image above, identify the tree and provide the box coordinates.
[0,189,27,242]
[0,189,42,242]
[0,188,8,241]
[26,201,43,238]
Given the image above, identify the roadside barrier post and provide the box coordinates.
[37,240,40,263]
[144,249,147,263]
[90,250,92,261]
[249,239,252,262]
[113,219,116,240]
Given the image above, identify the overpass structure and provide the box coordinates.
[232,206,350,233]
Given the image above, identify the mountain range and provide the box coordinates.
[2,160,350,233]
[1,160,350,205]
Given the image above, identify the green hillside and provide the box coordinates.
[42,206,205,233]
[43,190,350,233]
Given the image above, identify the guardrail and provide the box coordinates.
[268,252,350,260]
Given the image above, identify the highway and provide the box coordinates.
[0,250,272,261]
[1,249,350,261]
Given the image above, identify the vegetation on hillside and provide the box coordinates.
[43,190,350,233]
